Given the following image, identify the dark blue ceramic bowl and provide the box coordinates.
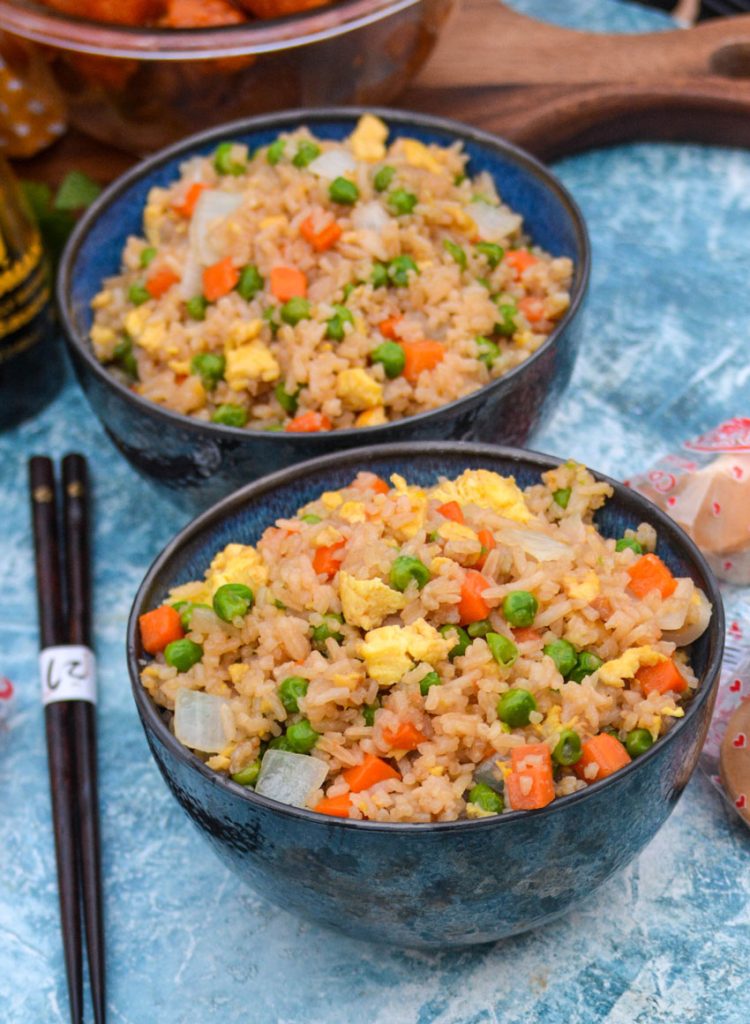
[127,443,723,948]
[58,108,589,505]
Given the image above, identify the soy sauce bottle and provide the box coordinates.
[0,156,62,429]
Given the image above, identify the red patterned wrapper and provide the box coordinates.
[0,675,14,723]
[629,417,750,584]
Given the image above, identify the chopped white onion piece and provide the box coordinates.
[662,588,712,646]
[656,577,694,631]
[496,523,571,561]
[190,189,243,265]
[255,750,328,808]
[352,200,389,233]
[308,149,357,181]
[470,200,522,241]
[174,688,231,753]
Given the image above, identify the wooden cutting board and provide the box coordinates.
[14,0,750,183]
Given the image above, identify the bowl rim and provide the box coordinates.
[57,105,591,446]
[126,440,725,833]
[0,0,425,58]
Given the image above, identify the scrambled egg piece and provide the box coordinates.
[144,201,164,244]
[336,368,383,411]
[466,802,496,819]
[312,525,345,548]
[438,521,479,545]
[446,203,477,233]
[339,501,366,524]
[349,114,388,162]
[225,342,280,390]
[339,572,407,630]
[359,618,450,686]
[207,543,269,595]
[225,319,262,350]
[430,469,530,523]
[228,664,248,685]
[400,138,444,175]
[355,407,387,428]
[90,325,117,360]
[124,307,148,340]
[598,645,667,688]
[563,573,600,603]
[138,321,168,356]
[259,215,287,233]
[321,491,343,510]
[389,474,427,539]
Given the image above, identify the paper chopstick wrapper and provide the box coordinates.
[628,417,750,584]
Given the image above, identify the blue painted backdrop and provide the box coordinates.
[1,2,748,1021]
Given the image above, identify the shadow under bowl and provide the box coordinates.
[58,107,590,506]
[127,441,723,948]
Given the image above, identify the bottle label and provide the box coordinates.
[0,240,49,365]
[39,645,97,706]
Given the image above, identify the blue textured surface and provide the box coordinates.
[2,0,750,1020]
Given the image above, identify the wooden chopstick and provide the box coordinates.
[62,453,106,1024]
[29,456,84,1024]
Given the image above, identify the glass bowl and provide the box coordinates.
[0,0,456,153]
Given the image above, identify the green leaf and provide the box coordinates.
[20,181,52,221]
[53,171,102,212]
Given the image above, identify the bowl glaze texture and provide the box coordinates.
[58,107,590,505]
[127,442,723,948]
[0,0,455,153]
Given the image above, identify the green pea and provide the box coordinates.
[273,598,287,610]
[568,651,604,684]
[186,295,209,321]
[486,632,518,668]
[292,141,321,168]
[326,304,354,341]
[389,555,431,591]
[373,165,396,192]
[213,583,254,622]
[263,306,279,335]
[266,138,286,165]
[553,488,571,510]
[164,638,203,672]
[300,513,321,524]
[439,624,470,660]
[387,188,418,216]
[269,735,292,751]
[280,296,311,326]
[467,619,492,639]
[275,381,300,416]
[329,177,359,205]
[497,687,536,727]
[543,638,578,678]
[190,352,225,390]
[363,702,379,726]
[311,617,344,651]
[211,403,247,428]
[112,335,138,380]
[454,172,467,186]
[468,782,504,813]
[342,282,357,302]
[476,277,492,290]
[616,537,644,555]
[419,670,441,696]
[237,264,264,302]
[387,255,418,287]
[476,336,500,368]
[140,246,157,268]
[495,300,518,336]
[553,728,582,766]
[171,601,211,631]
[214,141,246,176]
[232,759,261,786]
[625,728,654,759]
[264,424,284,432]
[278,675,309,714]
[285,719,319,753]
[370,341,405,379]
[502,590,538,628]
[443,239,467,269]
[474,241,504,268]
[371,262,389,289]
[128,282,150,306]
